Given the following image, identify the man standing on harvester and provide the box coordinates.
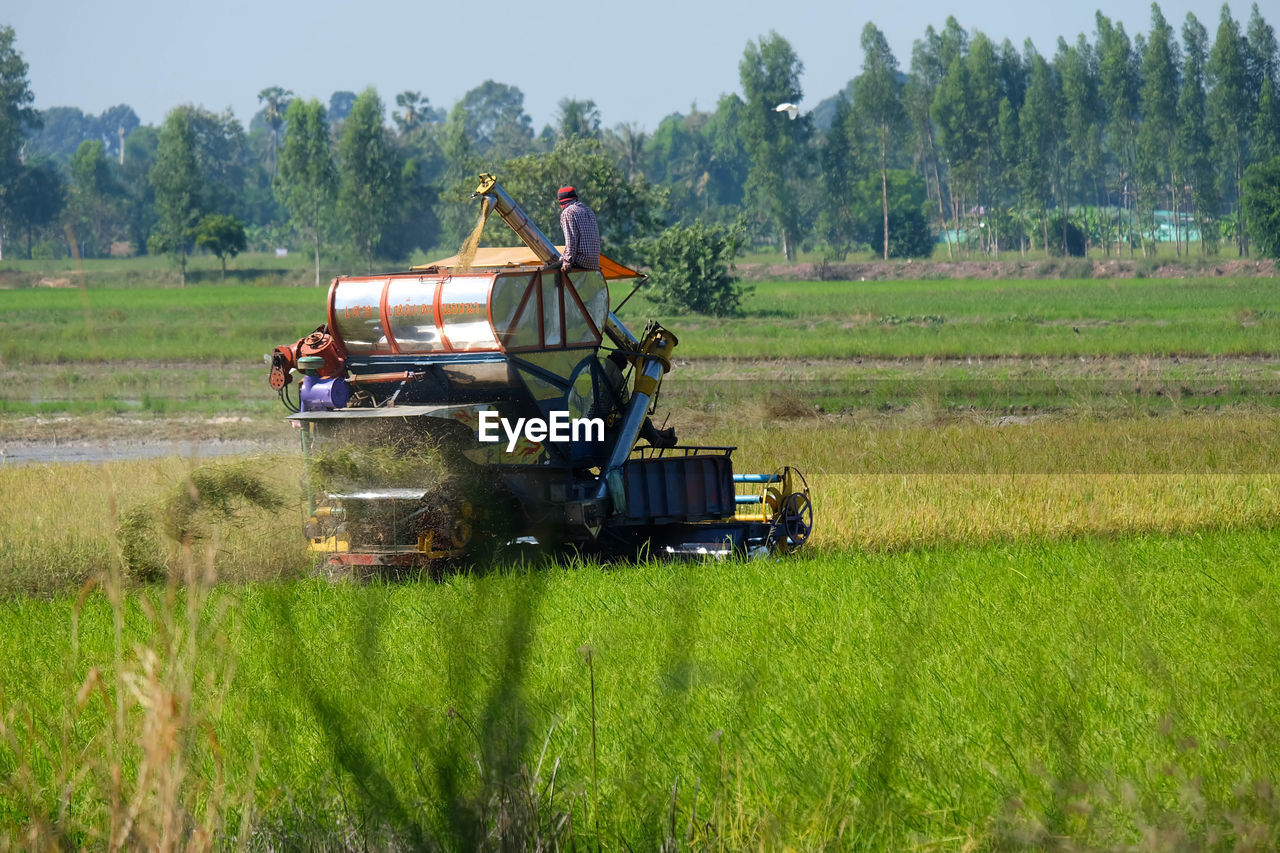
[558,186,601,273]
[557,183,676,449]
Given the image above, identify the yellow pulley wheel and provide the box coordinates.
[766,467,813,554]
[451,519,473,549]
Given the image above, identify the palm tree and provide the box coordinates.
[556,98,601,140]
[257,86,294,176]
[394,91,428,134]
[609,122,647,179]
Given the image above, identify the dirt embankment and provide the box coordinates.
[737,257,1277,282]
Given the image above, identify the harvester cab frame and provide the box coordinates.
[267,174,812,569]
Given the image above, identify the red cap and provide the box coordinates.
[557,186,577,205]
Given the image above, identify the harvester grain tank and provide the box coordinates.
[267,174,812,568]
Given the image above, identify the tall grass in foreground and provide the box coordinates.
[0,491,263,848]
[2,531,1279,848]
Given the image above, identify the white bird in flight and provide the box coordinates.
[774,102,799,120]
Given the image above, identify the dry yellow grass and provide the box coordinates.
[814,472,1280,550]
[694,409,1280,550]
[0,453,308,593]
[2,412,1276,590]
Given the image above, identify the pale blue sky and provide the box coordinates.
[7,0,1253,131]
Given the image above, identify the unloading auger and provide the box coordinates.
[266,174,813,568]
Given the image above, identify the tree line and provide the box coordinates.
[2,2,1279,284]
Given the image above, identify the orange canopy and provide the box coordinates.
[413,247,643,280]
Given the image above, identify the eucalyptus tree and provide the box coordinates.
[0,26,36,167]
[855,22,905,259]
[1254,78,1280,162]
[1207,4,1252,254]
[937,16,969,72]
[1246,4,1280,163]
[915,17,970,251]
[149,106,205,285]
[997,38,1029,110]
[180,108,248,219]
[997,96,1021,251]
[907,26,955,256]
[1245,3,1277,103]
[1019,51,1063,252]
[275,98,337,285]
[436,82,537,247]
[120,125,158,256]
[1178,13,1218,253]
[436,101,482,250]
[69,139,122,256]
[337,87,401,267]
[0,24,40,257]
[338,88,403,270]
[964,34,1003,229]
[817,94,861,258]
[1055,35,1105,251]
[1136,4,1179,254]
[738,31,808,260]
[1097,13,1140,254]
[702,94,750,213]
[933,32,1001,252]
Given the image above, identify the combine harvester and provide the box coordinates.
[267,174,812,569]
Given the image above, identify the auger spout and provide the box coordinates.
[473,173,562,266]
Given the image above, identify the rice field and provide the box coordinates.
[3,275,1280,367]
[1,270,1278,848]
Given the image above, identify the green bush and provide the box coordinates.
[1047,215,1088,257]
[1242,154,1280,259]
[871,207,936,259]
[641,221,748,316]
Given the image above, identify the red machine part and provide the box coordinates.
[268,325,347,389]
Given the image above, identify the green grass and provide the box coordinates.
[665,357,1280,417]
[0,285,324,364]
[0,362,277,418]
[0,250,326,288]
[3,529,1279,847]
[6,274,1276,420]
[618,277,1280,359]
[4,275,1277,370]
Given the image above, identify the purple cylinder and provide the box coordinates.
[300,376,350,411]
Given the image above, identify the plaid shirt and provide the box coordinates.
[559,200,601,270]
